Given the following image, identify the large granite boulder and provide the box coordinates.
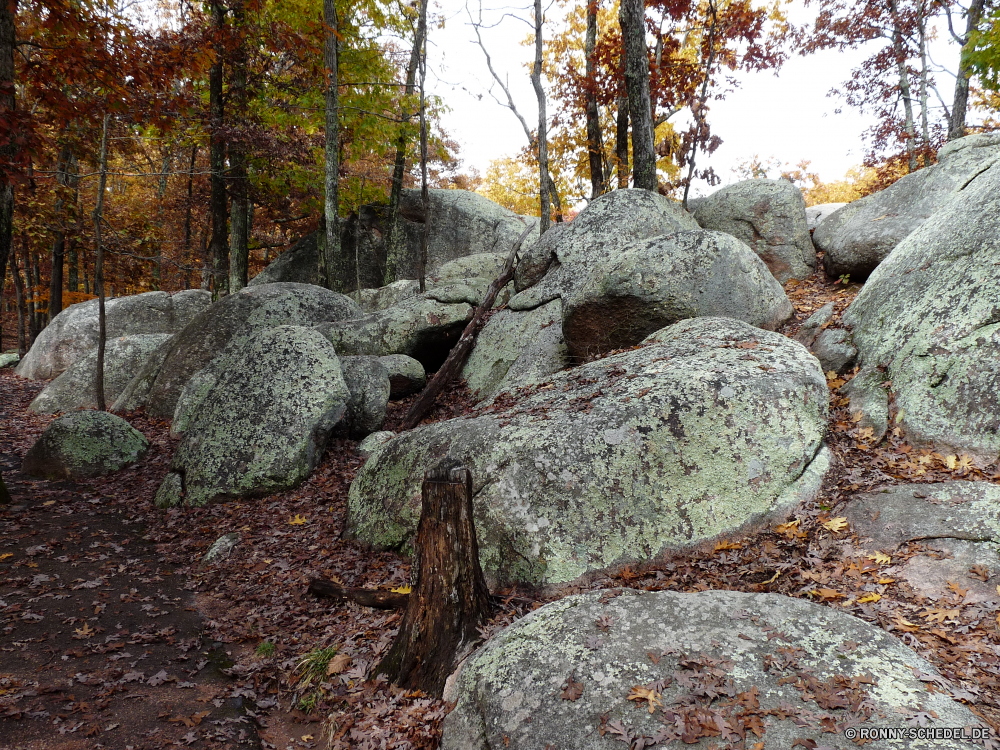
[379,354,426,398]
[562,230,793,360]
[511,189,700,311]
[316,296,472,370]
[806,202,847,230]
[815,133,1000,280]
[154,326,349,507]
[22,411,149,479]
[247,232,319,287]
[842,156,1000,458]
[348,317,829,586]
[442,590,986,750]
[15,289,210,380]
[693,179,815,283]
[28,334,172,414]
[336,356,391,439]
[462,298,567,401]
[114,283,361,419]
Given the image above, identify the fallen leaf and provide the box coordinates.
[857,593,881,604]
[288,514,308,526]
[326,653,352,676]
[627,685,663,714]
[868,552,891,565]
[390,585,411,594]
[714,539,742,551]
[812,588,845,600]
[0,553,12,561]
[821,517,848,534]
[561,675,583,701]
[922,607,960,625]
[73,623,94,639]
[42,500,56,506]
[944,454,958,470]
[947,581,969,599]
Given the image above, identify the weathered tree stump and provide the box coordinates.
[307,579,408,610]
[376,463,492,697]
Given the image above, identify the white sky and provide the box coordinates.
[423,0,968,197]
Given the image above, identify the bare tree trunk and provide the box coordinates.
[0,472,10,505]
[209,0,229,299]
[385,0,426,286]
[228,0,249,294]
[531,0,551,232]
[889,0,918,172]
[616,93,629,188]
[184,145,198,262]
[376,464,493,698]
[93,114,111,412]
[322,0,343,292]
[619,0,656,191]
[917,1,931,167]
[12,251,25,357]
[585,0,605,199]
[948,0,986,141]
[0,0,14,342]
[682,1,717,209]
[418,2,429,292]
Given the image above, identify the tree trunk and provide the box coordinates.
[418,2,429,292]
[531,0,552,232]
[376,464,493,698]
[889,0,918,172]
[308,579,408,609]
[48,148,76,321]
[619,0,656,191]
[585,0,605,199]
[616,91,629,188]
[93,114,111,412]
[0,0,15,341]
[0,472,10,505]
[948,0,986,141]
[917,0,930,167]
[184,145,198,261]
[228,0,249,294]
[322,0,343,292]
[209,0,229,299]
[682,1,718,209]
[12,251,25,357]
[384,0,426,286]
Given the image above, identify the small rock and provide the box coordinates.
[811,327,857,374]
[22,411,149,479]
[201,533,241,567]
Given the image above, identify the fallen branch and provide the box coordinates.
[307,579,409,610]
[399,224,535,431]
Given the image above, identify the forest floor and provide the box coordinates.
[2,266,1000,750]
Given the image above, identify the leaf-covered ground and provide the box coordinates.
[2,267,1000,749]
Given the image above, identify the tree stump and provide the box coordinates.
[0,472,10,505]
[376,463,492,697]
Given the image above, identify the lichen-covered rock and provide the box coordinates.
[441,589,985,750]
[337,356,391,439]
[805,202,847,230]
[511,190,699,311]
[693,179,815,282]
[815,133,1000,280]
[22,411,149,479]
[247,232,319,287]
[121,283,360,419]
[842,156,1000,458]
[15,290,210,380]
[359,280,421,312]
[462,299,567,401]
[562,230,793,359]
[0,352,18,369]
[378,354,426,398]
[845,482,1000,604]
[316,296,472,370]
[29,334,173,414]
[349,317,828,586]
[431,252,507,282]
[357,430,395,457]
[811,327,857,374]
[793,302,835,346]
[154,326,349,507]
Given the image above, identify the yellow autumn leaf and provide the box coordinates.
[73,623,94,639]
[858,593,881,604]
[944,454,958,470]
[825,371,839,381]
[0,553,12,561]
[851,411,864,423]
[894,409,905,423]
[856,427,874,441]
[775,519,800,537]
[877,578,896,584]
[894,615,919,632]
[627,686,663,714]
[868,552,891,565]
[288,514,308,526]
[42,500,56,506]
[922,607,960,624]
[821,517,849,533]
[956,454,974,471]
[390,585,412,594]
[714,540,742,551]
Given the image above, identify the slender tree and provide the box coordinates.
[322,0,343,291]
[585,0,605,198]
[619,0,656,190]
[93,114,111,412]
[531,0,552,231]
[417,0,429,291]
[209,0,229,298]
[948,0,988,140]
[0,0,15,338]
[228,0,250,293]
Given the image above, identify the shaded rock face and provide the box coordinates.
[316,296,472,371]
[247,232,319,287]
[511,189,700,311]
[562,230,793,360]
[462,298,567,401]
[337,356,391,439]
[155,326,349,508]
[845,482,1000,604]
[805,202,847,230]
[348,317,828,587]
[15,290,211,380]
[29,334,172,414]
[116,283,361,419]
[692,179,815,283]
[815,133,1000,280]
[378,354,426,399]
[842,157,1000,459]
[441,590,984,750]
[22,412,149,479]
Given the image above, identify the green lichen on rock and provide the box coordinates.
[22,411,149,479]
[442,590,984,750]
[348,317,828,586]
[843,155,1000,459]
[157,325,349,507]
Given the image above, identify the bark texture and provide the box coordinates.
[619,0,657,191]
[322,0,343,292]
[585,0,605,199]
[308,579,408,610]
[531,0,551,232]
[93,115,111,412]
[0,0,15,337]
[376,465,492,698]
[228,0,250,293]
[948,0,987,141]
[209,0,229,298]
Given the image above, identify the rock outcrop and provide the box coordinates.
[22,412,149,479]
[155,326,349,507]
[15,290,210,380]
[693,179,815,282]
[442,590,985,750]
[348,317,828,586]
